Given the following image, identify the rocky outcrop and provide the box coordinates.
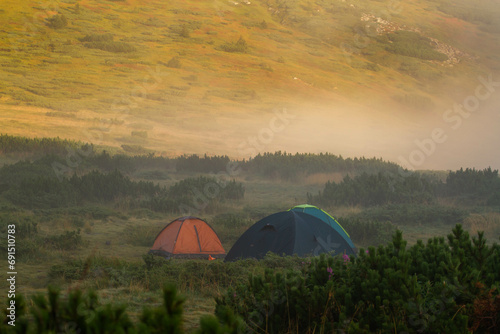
[360,13,475,66]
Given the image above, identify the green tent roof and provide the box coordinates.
[290,204,355,249]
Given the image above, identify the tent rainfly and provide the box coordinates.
[225,210,356,262]
[290,204,356,251]
[149,216,225,259]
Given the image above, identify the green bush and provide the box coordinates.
[443,167,500,202]
[144,175,244,214]
[84,41,136,53]
[0,159,244,214]
[385,31,448,61]
[220,36,249,53]
[179,25,190,38]
[44,229,84,251]
[49,253,292,293]
[25,228,500,333]
[259,62,273,72]
[309,167,500,208]
[79,33,114,42]
[0,214,38,239]
[142,254,304,292]
[0,285,245,333]
[2,227,85,262]
[217,226,500,333]
[0,214,43,262]
[48,259,87,281]
[49,255,144,288]
[13,238,46,263]
[0,286,246,334]
[80,33,135,53]
[0,159,163,210]
[46,14,68,29]
[166,56,182,68]
[308,171,437,207]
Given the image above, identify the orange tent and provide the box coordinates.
[149,216,226,259]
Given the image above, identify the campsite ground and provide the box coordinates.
[5,166,498,332]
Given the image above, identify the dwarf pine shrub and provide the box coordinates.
[46,14,68,29]
[1,286,245,333]
[385,31,448,61]
[80,33,136,53]
[217,225,500,333]
[220,36,249,53]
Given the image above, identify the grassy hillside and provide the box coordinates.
[0,0,499,158]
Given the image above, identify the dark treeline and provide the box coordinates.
[445,167,499,199]
[308,171,436,206]
[1,136,499,209]
[144,176,244,214]
[173,152,401,178]
[91,151,402,178]
[89,152,229,174]
[0,158,244,213]
[240,151,402,179]
[175,154,230,173]
[3,164,161,209]
[89,151,176,173]
[0,135,407,179]
[309,168,500,207]
[0,134,91,156]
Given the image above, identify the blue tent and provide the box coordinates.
[225,210,356,262]
[290,204,356,250]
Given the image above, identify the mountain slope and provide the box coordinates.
[0,0,499,167]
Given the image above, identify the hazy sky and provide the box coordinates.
[209,86,499,171]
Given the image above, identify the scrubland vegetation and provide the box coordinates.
[0,136,499,332]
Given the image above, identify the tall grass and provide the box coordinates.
[463,212,500,243]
